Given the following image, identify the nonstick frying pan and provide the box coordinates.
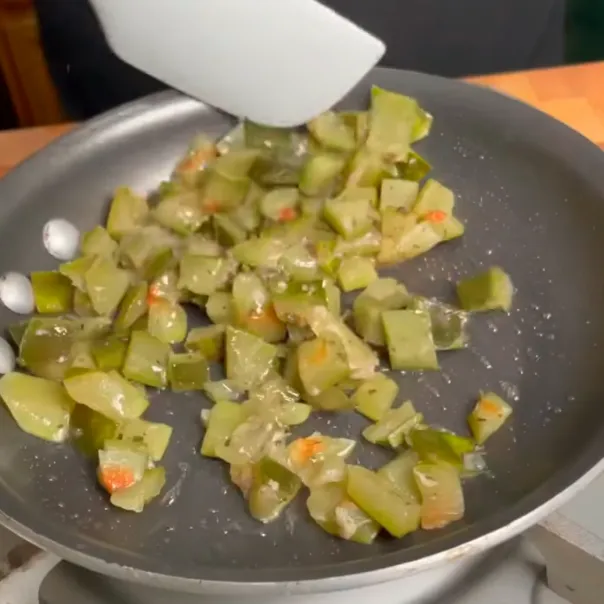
[0,68,604,596]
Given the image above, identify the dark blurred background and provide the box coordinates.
[0,0,602,130]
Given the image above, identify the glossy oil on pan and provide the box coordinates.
[0,68,604,595]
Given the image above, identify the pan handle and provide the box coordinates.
[0,543,59,604]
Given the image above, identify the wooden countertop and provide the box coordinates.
[0,61,603,178]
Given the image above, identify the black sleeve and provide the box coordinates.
[33,0,165,119]
[323,0,566,77]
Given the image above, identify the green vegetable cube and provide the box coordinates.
[247,457,302,523]
[117,418,173,461]
[352,374,398,421]
[225,326,278,390]
[272,281,328,324]
[200,170,250,211]
[30,271,73,314]
[362,401,422,447]
[213,213,247,246]
[413,462,464,530]
[411,105,433,142]
[307,111,356,151]
[63,370,149,421]
[380,179,419,213]
[107,187,149,239]
[323,198,372,240]
[70,405,117,456]
[468,392,513,444]
[185,325,225,361]
[231,237,289,269]
[81,226,117,258]
[59,256,95,291]
[456,266,514,312]
[110,467,166,513]
[305,386,353,411]
[280,402,312,425]
[168,352,209,392]
[297,337,350,396]
[412,179,455,217]
[153,192,206,235]
[7,320,28,348]
[278,243,322,283]
[122,331,170,389]
[378,210,442,265]
[202,380,243,403]
[0,372,75,442]
[305,306,378,380]
[142,247,176,282]
[324,280,342,317]
[213,148,260,178]
[201,400,246,457]
[337,186,378,207]
[382,310,439,370]
[106,187,148,240]
[400,151,432,182]
[337,257,378,292]
[185,234,223,258]
[206,292,236,324]
[353,278,410,346]
[307,482,380,544]
[178,255,237,296]
[346,465,420,538]
[435,215,465,242]
[366,86,417,162]
[259,188,299,222]
[114,283,148,333]
[91,336,127,371]
[84,257,130,316]
[148,300,188,344]
[408,428,474,466]
[378,450,421,503]
[18,317,80,381]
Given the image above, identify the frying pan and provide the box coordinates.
[1,67,604,596]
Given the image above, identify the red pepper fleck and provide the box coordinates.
[202,199,221,214]
[278,207,297,222]
[146,284,161,306]
[99,466,136,494]
[424,210,448,223]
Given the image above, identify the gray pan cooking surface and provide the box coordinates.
[0,68,603,592]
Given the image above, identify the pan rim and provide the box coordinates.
[1,67,604,593]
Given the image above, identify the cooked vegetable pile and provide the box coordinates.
[0,86,514,539]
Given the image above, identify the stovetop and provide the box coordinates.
[3,471,604,604]
[38,539,568,604]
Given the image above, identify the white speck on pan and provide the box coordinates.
[161,462,190,507]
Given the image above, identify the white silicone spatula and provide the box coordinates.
[89,0,385,127]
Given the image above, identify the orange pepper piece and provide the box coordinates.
[424,210,448,223]
[146,283,162,306]
[278,207,297,222]
[247,304,281,327]
[202,199,222,214]
[177,147,216,174]
[478,398,504,417]
[99,466,136,494]
[309,339,329,365]
[292,437,325,463]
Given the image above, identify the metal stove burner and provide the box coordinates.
[5,469,604,604]
[0,531,573,604]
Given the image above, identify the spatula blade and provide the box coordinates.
[91,0,385,127]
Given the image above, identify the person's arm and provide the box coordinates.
[34,0,164,120]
